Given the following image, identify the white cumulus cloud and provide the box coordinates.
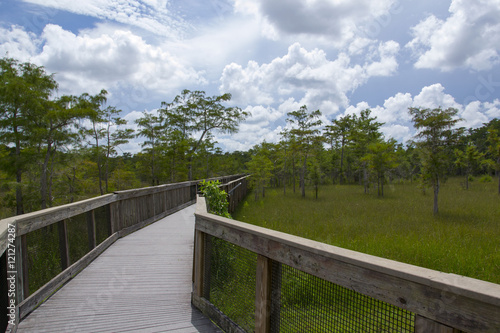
[0,25,41,61]
[220,41,399,116]
[406,0,500,71]
[32,24,205,97]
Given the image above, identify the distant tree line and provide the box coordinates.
[0,57,249,217]
[247,105,500,215]
[2,57,500,217]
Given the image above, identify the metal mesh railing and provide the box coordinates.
[26,224,62,293]
[204,235,257,332]
[94,204,110,245]
[67,213,88,264]
[271,263,415,332]
[201,234,415,333]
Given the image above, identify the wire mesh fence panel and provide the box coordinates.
[94,205,110,245]
[66,213,89,265]
[205,236,257,332]
[26,224,62,293]
[272,263,415,333]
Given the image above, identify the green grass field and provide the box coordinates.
[233,178,500,284]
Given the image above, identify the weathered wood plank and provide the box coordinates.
[15,194,116,237]
[415,315,463,333]
[86,210,96,251]
[195,202,500,333]
[112,181,196,200]
[0,217,16,256]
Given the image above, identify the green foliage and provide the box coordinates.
[161,89,250,180]
[454,142,485,190]
[362,139,399,196]
[479,174,493,182]
[246,142,274,200]
[286,105,323,197]
[409,107,463,214]
[199,180,231,218]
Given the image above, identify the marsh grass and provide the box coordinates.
[234,177,500,284]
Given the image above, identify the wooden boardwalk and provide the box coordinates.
[17,205,223,333]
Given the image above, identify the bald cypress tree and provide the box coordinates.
[409,107,463,215]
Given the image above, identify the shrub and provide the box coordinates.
[479,175,492,183]
[199,180,231,218]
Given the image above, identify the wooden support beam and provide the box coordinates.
[109,201,120,234]
[15,235,28,303]
[193,229,205,298]
[58,220,70,270]
[255,255,272,333]
[0,251,8,332]
[87,210,96,251]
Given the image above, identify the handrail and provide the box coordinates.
[193,196,500,333]
[0,174,246,332]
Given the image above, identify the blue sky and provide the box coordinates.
[1,0,500,153]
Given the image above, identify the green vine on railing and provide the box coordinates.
[199,180,231,219]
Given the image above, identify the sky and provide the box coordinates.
[1,0,500,153]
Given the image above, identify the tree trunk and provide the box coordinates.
[433,177,440,215]
[48,145,56,207]
[40,140,52,209]
[377,174,381,197]
[188,155,193,181]
[14,126,24,215]
[380,173,384,197]
[283,156,286,196]
[301,157,307,198]
[339,140,345,184]
[363,164,368,194]
[151,145,156,185]
[497,157,500,194]
[105,146,111,194]
[16,169,23,215]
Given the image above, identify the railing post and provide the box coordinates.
[255,254,272,333]
[87,210,96,251]
[109,201,120,234]
[193,229,205,298]
[15,235,28,303]
[415,315,463,333]
[58,220,70,270]
[1,251,8,332]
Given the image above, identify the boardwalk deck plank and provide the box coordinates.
[17,205,223,333]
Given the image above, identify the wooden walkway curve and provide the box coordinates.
[16,205,223,333]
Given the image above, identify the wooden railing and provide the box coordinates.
[0,174,246,332]
[192,196,500,333]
